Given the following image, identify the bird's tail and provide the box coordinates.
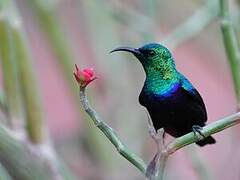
[196,136,216,146]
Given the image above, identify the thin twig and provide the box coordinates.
[0,0,23,131]
[0,162,13,180]
[0,91,6,113]
[5,1,45,144]
[79,87,147,174]
[79,84,240,179]
[0,123,57,180]
[0,120,77,180]
[28,0,109,162]
[156,112,240,180]
[168,112,240,153]
[220,0,240,110]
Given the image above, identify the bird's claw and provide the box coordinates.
[192,125,205,139]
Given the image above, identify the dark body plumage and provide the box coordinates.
[138,73,216,146]
[111,43,215,146]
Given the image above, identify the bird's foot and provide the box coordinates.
[192,125,205,140]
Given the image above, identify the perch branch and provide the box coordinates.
[156,112,240,180]
[79,87,147,173]
[167,112,240,153]
[78,83,240,179]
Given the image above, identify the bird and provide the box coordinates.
[111,43,216,146]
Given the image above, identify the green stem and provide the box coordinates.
[156,112,240,180]
[79,87,147,174]
[0,163,12,180]
[0,124,54,180]
[27,1,104,161]
[0,119,77,180]
[2,1,45,143]
[220,0,240,110]
[13,26,45,144]
[0,1,23,130]
[79,84,240,179]
[0,90,6,112]
[167,112,240,153]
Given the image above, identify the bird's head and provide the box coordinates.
[110,43,176,74]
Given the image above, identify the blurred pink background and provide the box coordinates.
[10,0,240,179]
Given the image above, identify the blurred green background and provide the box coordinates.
[1,0,240,179]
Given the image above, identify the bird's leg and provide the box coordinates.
[146,113,166,179]
[192,125,205,139]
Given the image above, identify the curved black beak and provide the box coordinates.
[110,47,141,56]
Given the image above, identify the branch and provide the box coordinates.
[27,0,111,162]
[0,0,23,131]
[156,112,240,180]
[0,2,77,180]
[0,123,56,180]
[79,87,147,173]
[220,0,240,110]
[0,90,6,113]
[0,121,77,180]
[166,112,240,153]
[2,0,45,143]
[77,75,240,179]
[0,162,12,180]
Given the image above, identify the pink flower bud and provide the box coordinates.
[73,64,96,87]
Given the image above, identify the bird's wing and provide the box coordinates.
[179,74,207,122]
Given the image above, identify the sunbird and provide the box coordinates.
[111,43,215,146]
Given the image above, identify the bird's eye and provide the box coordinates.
[148,50,155,56]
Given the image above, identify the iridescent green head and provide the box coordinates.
[111,43,176,77]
